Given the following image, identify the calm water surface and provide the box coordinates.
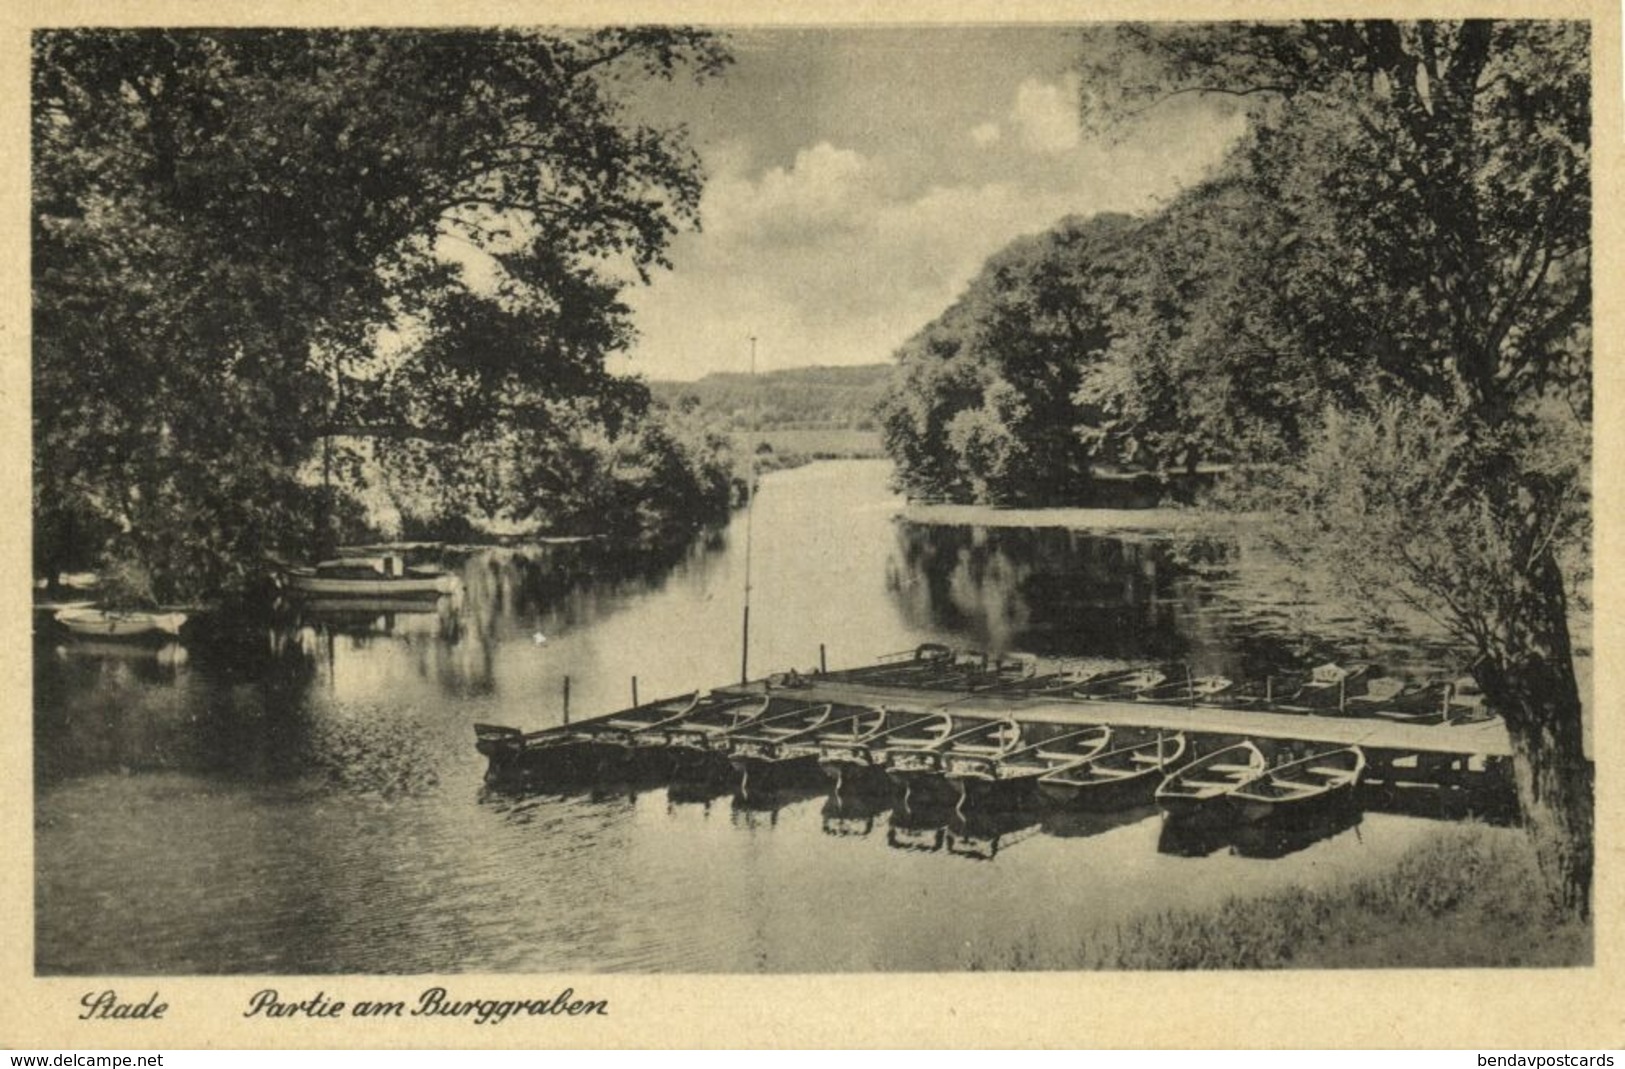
[35,460,1524,973]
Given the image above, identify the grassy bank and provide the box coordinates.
[970,824,1590,970]
[736,427,886,477]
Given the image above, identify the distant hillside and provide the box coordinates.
[648,363,893,431]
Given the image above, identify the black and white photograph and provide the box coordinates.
[13,1,1619,1048]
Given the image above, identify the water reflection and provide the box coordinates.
[35,460,1531,975]
[886,522,1472,682]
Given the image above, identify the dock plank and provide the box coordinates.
[726,678,1514,757]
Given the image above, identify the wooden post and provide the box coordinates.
[1266,675,1272,704]
[632,675,639,708]
[563,675,571,724]
[819,643,827,674]
[740,604,750,685]
[1185,665,1195,706]
[1339,676,1346,713]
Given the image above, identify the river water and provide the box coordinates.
[34,460,1532,974]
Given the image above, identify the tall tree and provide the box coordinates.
[878,213,1141,504]
[1078,21,1593,911]
[34,28,730,599]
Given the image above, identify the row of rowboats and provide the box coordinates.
[809,644,1494,727]
[475,690,1366,824]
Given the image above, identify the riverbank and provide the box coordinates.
[899,502,1210,532]
[967,823,1590,970]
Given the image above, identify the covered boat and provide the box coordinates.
[723,703,879,789]
[943,721,1113,809]
[1073,664,1174,699]
[475,691,704,784]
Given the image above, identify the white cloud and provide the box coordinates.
[620,97,1249,381]
[1011,73,1083,154]
[969,122,1001,147]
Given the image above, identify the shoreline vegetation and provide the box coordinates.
[968,823,1591,971]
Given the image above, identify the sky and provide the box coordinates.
[606,26,1248,382]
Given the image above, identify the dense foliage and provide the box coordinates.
[34,28,733,602]
[880,215,1145,504]
[883,19,1591,912]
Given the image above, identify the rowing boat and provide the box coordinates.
[1229,746,1366,823]
[1037,732,1188,809]
[1153,740,1267,818]
[944,721,1113,809]
[474,691,703,783]
[723,703,878,789]
[1073,664,1172,699]
[54,607,187,639]
[1277,662,1374,714]
[661,695,825,758]
[1346,677,1454,724]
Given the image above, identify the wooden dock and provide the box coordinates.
[724,677,1514,758]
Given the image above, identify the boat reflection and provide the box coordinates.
[945,805,1044,860]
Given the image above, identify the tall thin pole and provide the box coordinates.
[741,333,757,685]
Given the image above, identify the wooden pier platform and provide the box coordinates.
[725,677,1514,758]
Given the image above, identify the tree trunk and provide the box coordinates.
[1473,547,1592,918]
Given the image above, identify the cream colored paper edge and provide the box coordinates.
[0,0,1618,1050]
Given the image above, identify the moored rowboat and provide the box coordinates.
[1154,740,1267,818]
[1038,732,1188,809]
[1229,746,1366,823]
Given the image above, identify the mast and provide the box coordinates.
[740,333,757,685]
